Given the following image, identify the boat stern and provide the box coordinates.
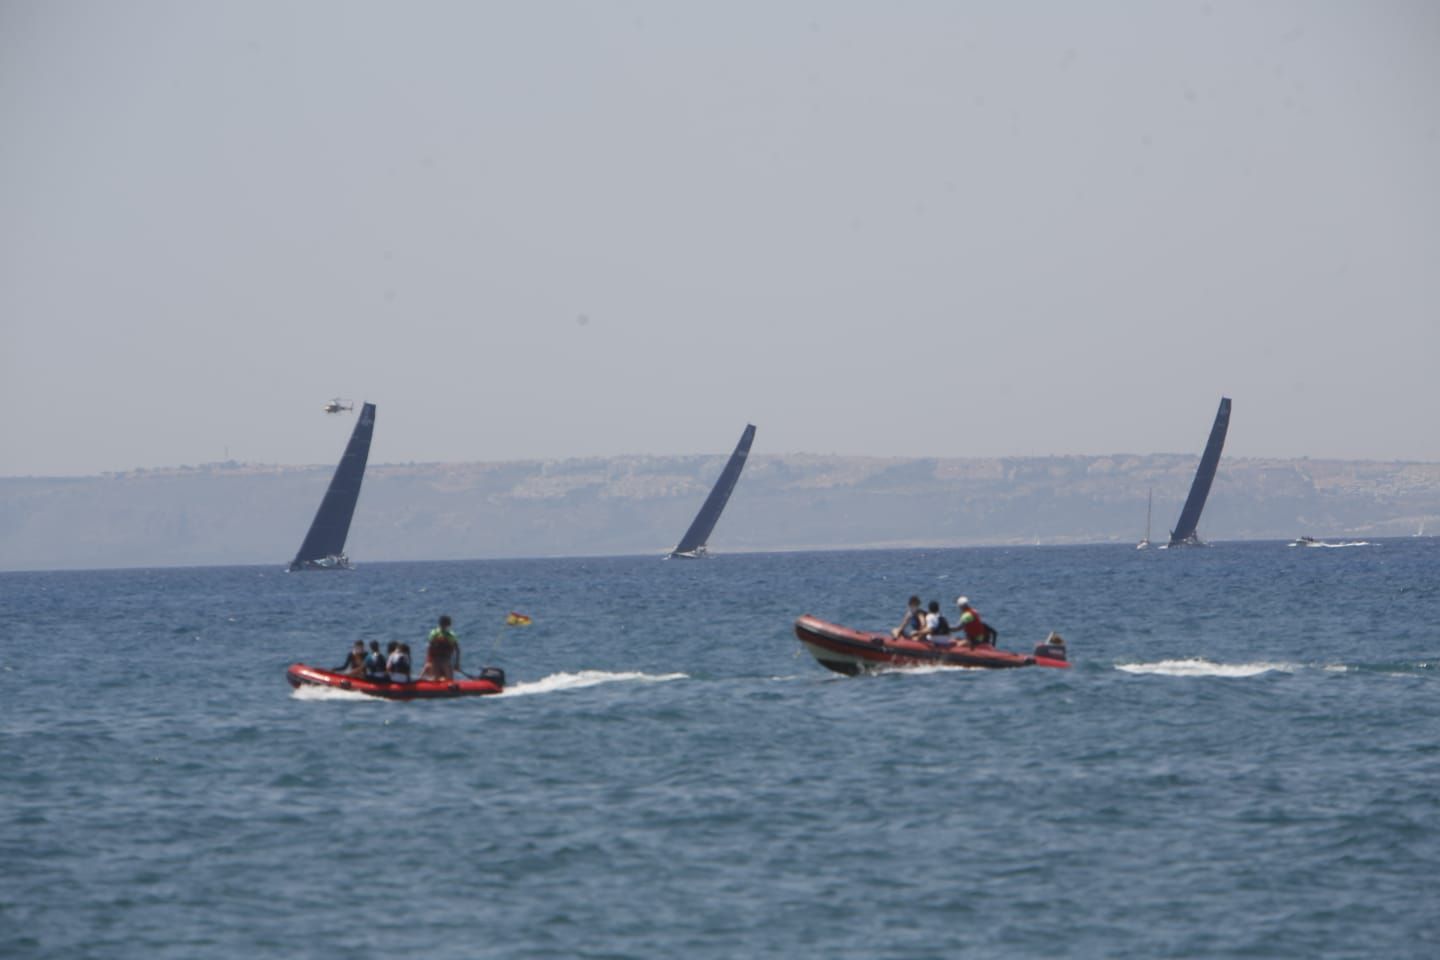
[1031,636,1071,669]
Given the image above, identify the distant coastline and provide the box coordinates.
[2,454,1437,571]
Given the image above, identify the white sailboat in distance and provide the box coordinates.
[1137,488,1152,550]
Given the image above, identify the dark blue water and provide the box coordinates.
[3,541,1438,958]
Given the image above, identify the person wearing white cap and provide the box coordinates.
[954,596,995,647]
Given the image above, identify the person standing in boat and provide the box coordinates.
[955,597,995,647]
[892,596,923,639]
[420,615,460,681]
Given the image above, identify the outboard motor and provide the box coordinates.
[1033,634,1068,664]
[477,666,506,688]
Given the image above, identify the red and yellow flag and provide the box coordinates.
[505,612,533,626]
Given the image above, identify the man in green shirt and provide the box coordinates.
[421,614,461,680]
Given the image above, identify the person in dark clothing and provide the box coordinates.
[892,596,923,639]
[335,640,366,676]
[362,641,388,682]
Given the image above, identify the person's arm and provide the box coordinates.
[454,639,462,672]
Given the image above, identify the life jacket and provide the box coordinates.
[388,652,411,682]
[960,608,987,641]
[363,651,387,678]
[934,615,951,635]
[428,628,456,662]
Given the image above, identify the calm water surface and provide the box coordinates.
[2,541,1438,958]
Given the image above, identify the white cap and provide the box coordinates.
[955,596,969,607]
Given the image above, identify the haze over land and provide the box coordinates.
[3,453,1435,571]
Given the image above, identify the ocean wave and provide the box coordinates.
[1115,658,1299,678]
[499,670,689,698]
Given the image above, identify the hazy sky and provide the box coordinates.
[3,1,1437,475]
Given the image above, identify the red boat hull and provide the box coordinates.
[286,664,504,700]
[794,615,1071,675]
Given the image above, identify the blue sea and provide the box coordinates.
[2,541,1438,958]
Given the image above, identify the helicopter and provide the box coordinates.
[322,397,355,415]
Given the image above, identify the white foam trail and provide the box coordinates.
[1115,658,1299,678]
[874,663,980,676]
[499,670,688,698]
[290,685,377,702]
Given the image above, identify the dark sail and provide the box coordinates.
[1169,397,1231,546]
[289,403,376,570]
[669,424,756,558]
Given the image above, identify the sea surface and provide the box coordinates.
[2,541,1438,958]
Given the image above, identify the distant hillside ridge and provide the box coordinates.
[2,454,1437,570]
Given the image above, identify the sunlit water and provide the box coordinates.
[3,541,1438,958]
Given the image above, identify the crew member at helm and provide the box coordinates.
[955,597,996,647]
[419,615,461,681]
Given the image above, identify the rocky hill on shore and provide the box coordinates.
[3,454,1437,570]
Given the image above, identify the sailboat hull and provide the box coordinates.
[794,616,1070,675]
[288,554,351,572]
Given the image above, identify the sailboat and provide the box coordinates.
[1165,397,1232,548]
[288,402,376,571]
[667,423,756,559]
[1136,488,1152,549]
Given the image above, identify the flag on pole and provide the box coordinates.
[505,612,533,626]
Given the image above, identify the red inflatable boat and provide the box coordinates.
[794,615,1071,675]
[287,664,505,700]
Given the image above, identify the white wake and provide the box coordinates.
[498,670,689,697]
[290,684,377,702]
[1115,658,1300,678]
[873,663,982,676]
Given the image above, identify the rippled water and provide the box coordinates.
[2,541,1438,958]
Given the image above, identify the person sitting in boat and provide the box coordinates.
[891,596,923,639]
[335,640,367,677]
[955,597,997,647]
[386,641,412,683]
[419,615,460,681]
[913,600,953,644]
[383,641,404,681]
[362,641,389,682]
